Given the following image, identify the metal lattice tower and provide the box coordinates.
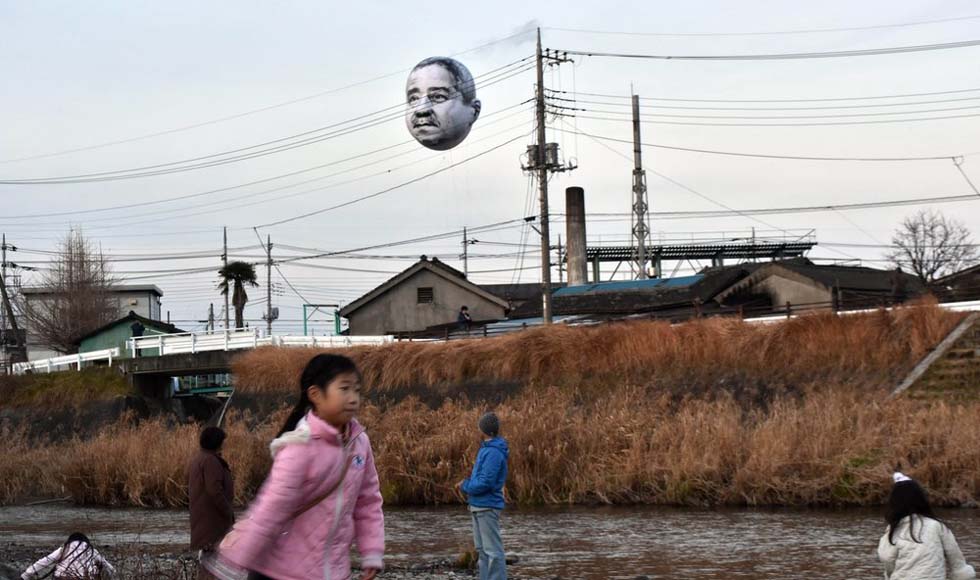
[631,94,651,279]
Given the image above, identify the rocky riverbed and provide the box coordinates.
[1,543,542,580]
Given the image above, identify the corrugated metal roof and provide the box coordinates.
[554,275,704,297]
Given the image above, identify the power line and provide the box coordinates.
[276,218,530,264]
[548,86,980,104]
[0,61,534,185]
[108,119,532,227]
[256,133,530,228]
[953,157,980,197]
[556,103,980,120]
[583,193,980,219]
[557,94,980,111]
[0,103,533,223]
[71,122,532,232]
[560,38,980,61]
[0,27,537,165]
[571,110,980,127]
[580,126,786,234]
[544,14,980,38]
[551,127,962,161]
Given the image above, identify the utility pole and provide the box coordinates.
[524,30,574,322]
[1,234,6,353]
[1,234,6,368]
[0,235,25,365]
[222,227,230,330]
[266,234,273,337]
[462,226,469,277]
[535,28,553,324]
[632,93,650,279]
[208,303,215,333]
[557,235,564,285]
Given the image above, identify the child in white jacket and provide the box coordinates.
[878,472,975,580]
[22,532,115,579]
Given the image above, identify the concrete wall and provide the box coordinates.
[347,270,507,335]
[113,291,161,320]
[757,275,831,310]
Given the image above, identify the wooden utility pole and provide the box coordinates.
[222,227,231,329]
[1,234,6,353]
[462,226,469,277]
[632,94,650,279]
[266,234,273,337]
[0,235,25,364]
[535,28,553,324]
[557,235,564,285]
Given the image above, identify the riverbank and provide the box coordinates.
[4,503,980,578]
[1,306,977,509]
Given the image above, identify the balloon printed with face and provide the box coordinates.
[405,57,481,151]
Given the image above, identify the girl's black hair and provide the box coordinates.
[65,532,90,547]
[44,533,93,579]
[885,480,941,545]
[276,354,360,437]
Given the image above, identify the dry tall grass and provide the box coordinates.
[2,305,973,509]
[233,305,961,398]
[370,386,980,507]
[0,367,129,408]
[3,387,977,508]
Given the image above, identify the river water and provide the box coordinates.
[1,504,978,578]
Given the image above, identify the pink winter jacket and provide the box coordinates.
[215,412,384,580]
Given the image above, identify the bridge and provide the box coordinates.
[12,328,395,398]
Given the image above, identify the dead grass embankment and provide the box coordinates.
[1,305,973,508]
[0,367,129,408]
[234,305,961,401]
[2,386,977,508]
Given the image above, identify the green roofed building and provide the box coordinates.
[77,311,184,359]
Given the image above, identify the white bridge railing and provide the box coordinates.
[128,328,394,357]
[12,348,119,375]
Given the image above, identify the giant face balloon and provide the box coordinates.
[405,57,481,151]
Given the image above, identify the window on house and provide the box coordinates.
[417,287,434,304]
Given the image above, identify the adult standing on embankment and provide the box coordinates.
[189,427,235,580]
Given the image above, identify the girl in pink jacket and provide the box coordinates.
[208,354,384,580]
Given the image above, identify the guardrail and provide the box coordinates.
[743,299,980,325]
[12,348,119,375]
[128,328,394,357]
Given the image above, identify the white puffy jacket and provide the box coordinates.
[21,541,115,579]
[878,515,975,580]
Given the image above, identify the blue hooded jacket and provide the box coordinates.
[461,437,509,510]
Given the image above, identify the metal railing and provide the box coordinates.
[12,347,119,375]
[128,328,394,357]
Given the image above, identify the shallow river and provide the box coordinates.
[1,504,978,578]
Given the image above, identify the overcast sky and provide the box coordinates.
[2,0,979,333]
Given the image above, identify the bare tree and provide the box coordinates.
[21,230,119,354]
[886,209,979,283]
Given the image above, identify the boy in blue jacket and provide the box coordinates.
[458,411,509,580]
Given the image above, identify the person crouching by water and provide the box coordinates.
[21,532,115,579]
[206,354,384,580]
[189,426,235,579]
[457,412,509,580]
[878,471,976,580]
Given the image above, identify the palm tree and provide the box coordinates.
[218,261,259,329]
